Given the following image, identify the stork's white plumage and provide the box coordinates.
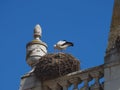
[54,40,74,51]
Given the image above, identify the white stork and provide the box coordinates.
[54,40,74,51]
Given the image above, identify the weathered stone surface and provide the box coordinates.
[43,65,104,90]
[111,0,120,28]
[104,65,120,90]
[106,0,120,51]
[19,74,42,90]
[105,1,120,89]
[26,24,48,67]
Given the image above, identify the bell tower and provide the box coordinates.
[104,0,120,90]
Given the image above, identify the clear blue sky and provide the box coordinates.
[0,0,114,90]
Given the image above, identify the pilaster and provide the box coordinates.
[104,0,120,90]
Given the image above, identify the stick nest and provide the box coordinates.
[34,53,80,81]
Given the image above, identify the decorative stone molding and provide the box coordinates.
[42,65,104,90]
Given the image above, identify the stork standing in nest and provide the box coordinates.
[54,40,74,52]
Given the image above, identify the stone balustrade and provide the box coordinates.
[43,65,104,90]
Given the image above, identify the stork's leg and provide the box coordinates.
[54,47,57,53]
[54,48,60,53]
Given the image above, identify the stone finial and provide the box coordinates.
[106,0,120,51]
[111,0,120,28]
[34,24,42,39]
[26,24,47,67]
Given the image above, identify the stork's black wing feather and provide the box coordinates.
[62,42,74,46]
